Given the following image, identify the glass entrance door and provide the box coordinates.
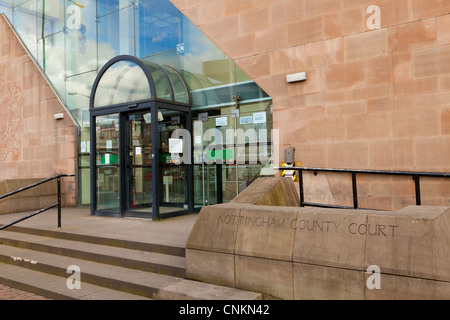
[193,113,238,209]
[192,103,273,210]
[95,113,120,215]
[90,56,193,220]
[125,112,152,217]
[157,108,190,218]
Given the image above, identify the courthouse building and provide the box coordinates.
[0,0,449,220]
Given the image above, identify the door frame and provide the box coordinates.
[90,101,193,220]
[121,109,153,219]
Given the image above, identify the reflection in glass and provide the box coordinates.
[37,0,65,39]
[66,71,97,125]
[136,0,179,58]
[97,6,135,67]
[0,2,13,21]
[94,60,151,108]
[65,0,97,76]
[143,62,172,101]
[39,31,66,98]
[97,0,132,18]
[13,0,38,57]
[162,66,189,104]
[96,114,120,212]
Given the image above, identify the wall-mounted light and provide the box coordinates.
[286,72,307,83]
[54,113,64,120]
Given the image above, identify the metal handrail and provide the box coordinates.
[276,167,450,210]
[0,174,75,231]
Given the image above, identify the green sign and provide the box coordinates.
[206,149,234,161]
[101,154,118,165]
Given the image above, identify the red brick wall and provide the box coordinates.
[171,0,450,208]
[0,15,77,206]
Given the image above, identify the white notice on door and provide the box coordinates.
[215,117,228,126]
[253,112,266,124]
[169,138,183,153]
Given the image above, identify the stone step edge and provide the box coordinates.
[0,262,151,300]
[0,224,185,257]
[0,245,182,299]
[0,231,185,278]
[0,261,262,300]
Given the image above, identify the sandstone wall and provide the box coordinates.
[0,15,77,208]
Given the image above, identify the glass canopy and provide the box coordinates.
[91,55,190,109]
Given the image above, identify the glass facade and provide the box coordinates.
[0,0,273,210]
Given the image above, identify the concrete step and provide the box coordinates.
[0,245,181,299]
[0,230,185,278]
[0,229,263,300]
[2,224,185,257]
[0,246,262,300]
[0,262,151,300]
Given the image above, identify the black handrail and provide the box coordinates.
[277,167,450,210]
[0,174,75,231]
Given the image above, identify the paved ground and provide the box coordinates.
[0,284,50,300]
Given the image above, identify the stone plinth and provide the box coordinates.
[231,177,300,207]
[186,179,450,299]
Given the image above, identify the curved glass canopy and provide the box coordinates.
[91,55,190,109]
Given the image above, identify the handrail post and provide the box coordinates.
[414,175,421,206]
[352,172,358,209]
[298,169,304,207]
[57,176,62,228]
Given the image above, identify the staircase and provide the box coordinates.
[0,224,262,300]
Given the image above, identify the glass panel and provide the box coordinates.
[66,71,97,126]
[0,1,13,21]
[38,31,66,98]
[126,113,152,215]
[97,6,135,67]
[94,60,151,108]
[13,0,37,57]
[37,0,65,39]
[65,0,97,76]
[193,164,219,208]
[158,108,188,216]
[142,62,172,101]
[136,0,180,58]
[162,66,189,104]
[97,0,132,18]
[141,49,180,69]
[95,114,120,212]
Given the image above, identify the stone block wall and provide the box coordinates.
[185,177,450,299]
[0,178,67,214]
[0,15,77,207]
[186,203,450,300]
